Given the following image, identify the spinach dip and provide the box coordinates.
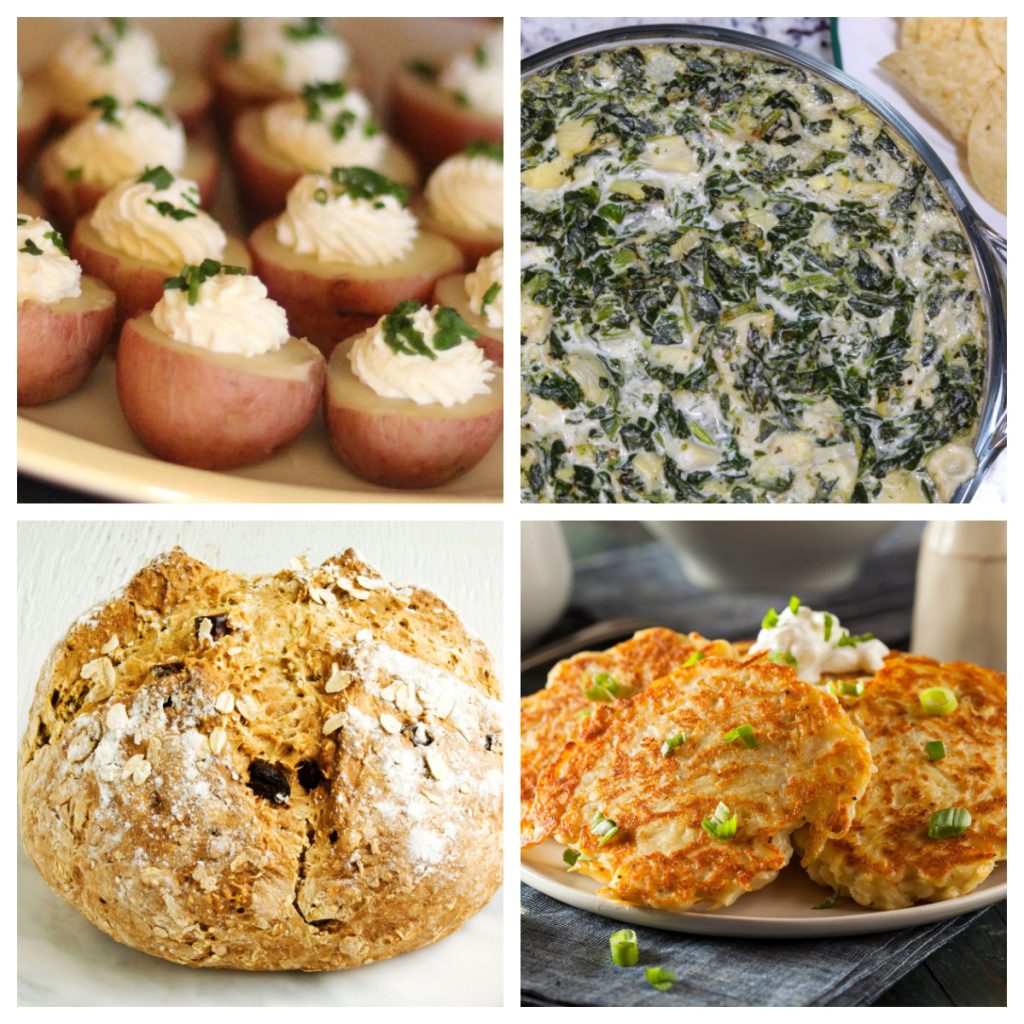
[520,43,986,502]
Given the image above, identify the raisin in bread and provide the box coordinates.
[19,547,502,971]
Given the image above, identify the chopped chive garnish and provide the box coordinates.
[137,165,175,190]
[591,811,619,846]
[645,966,675,992]
[464,140,502,161]
[682,650,704,668]
[661,732,686,756]
[163,260,247,304]
[702,802,737,840]
[20,238,43,256]
[407,58,438,81]
[926,740,946,761]
[609,929,639,967]
[723,724,758,748]
[838,632,875,647]
[928,807,971,839]
[788,595,800,613]
[66,167,83,182]
[823,613,834,642]
[919,687,958,716]
[481,281,501,308]
[44,230,68,256]
[812,886,845,910]
[761,608,779,629]
[768,651,797,668]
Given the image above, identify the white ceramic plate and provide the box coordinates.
[523,840,1007,938]
[833,17,1006,237]
[17,17,503,503]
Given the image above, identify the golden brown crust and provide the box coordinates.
[799,653,1006,908]
[522,657,873,912]
[520,628,735,818]
[19,548,501,971]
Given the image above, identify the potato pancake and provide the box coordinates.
[799,653,1006,909]
[522,657,873,911]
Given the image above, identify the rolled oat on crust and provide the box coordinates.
[19,547,502,971]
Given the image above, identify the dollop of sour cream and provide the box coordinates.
[55,102,186,189]
[262,88,385,172]
[439,28,502,117]
[350,304,494,407]
[17,216,82,306]
[50,20,172,108]
[91,172,226,266]
[276,173,417,265]
[425,151,503,234]
[236,18,350,92]
[465,248,503,329]
[152,272,290,356]
[751,602,890,685]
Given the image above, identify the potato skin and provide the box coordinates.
[324,335,502,488]
[18,277,116,405]
[40,141,219,233]
[116,314,325,470]
[231,110,419,223]
[18,84,52,178]
[249,219,462,356]
[415,199,501,269]
[391,68,502,171]
[17,186,46,220]
[70,219,251,328]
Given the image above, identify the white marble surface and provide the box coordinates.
[521,17,833,59]
[18,521,503,1005]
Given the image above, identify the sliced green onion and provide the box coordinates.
[928,807,971,838]
[827,678,866,700]
[919,687,958,715]
[926,740,946,761]
[702,802,738,840]
[838,631,875,647]
[723,724,758,748]
[761,608,779,629]
[576,707,594,720]
[788,595,801,613]
[768,650,798,668]
[583,671,620,702]
[645,966,676,992]
[591,811,620,846]
[609,928,639,967]
[823,613,834,642]
[661,732,687,756]
[563,848,580,867]
[812,886,845,910]
[682,650,705,667]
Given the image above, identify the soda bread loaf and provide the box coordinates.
[19,547,502,971]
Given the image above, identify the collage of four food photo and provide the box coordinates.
[16,13,1007,1009]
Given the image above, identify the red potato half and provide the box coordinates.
[117,313,325,470]
[433,273,503,366]
[71,217,251,327]
[413,199,501,269]
[231,109,419,223]
[18,82,52,178]
[48,70,213,134]
[391,68,502,171]
[249,219,462,357]
[209,34,362,126]
[39,141,219,233]
[325,335,502,489]
[18,276,116,405]
[17,186,46,220]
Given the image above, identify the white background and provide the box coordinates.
[17,519,505,1006]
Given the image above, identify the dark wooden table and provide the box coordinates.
[523,525,1006,1007]
[18,473,109,503]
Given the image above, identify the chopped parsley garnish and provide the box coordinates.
[17,216,27,226]
[330,166,409,206]
[473,43,488,68]
[380,301,479,361]
[20,238,44,256]
[407,59,438,82]
[66,167,84,182]
[451,90,470,108]
[302,81,348,122]
[44,230,69,257]
[284,17,329,41]
[89,94,122,126]
[137,165,176,190]
[146,199,197,222]
[465,140,503,161]
[163,259,247,305]
[223,19,242,58]
[134,100,172,126]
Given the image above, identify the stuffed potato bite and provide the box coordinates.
[433,256,503,366]
[17,78,52,177]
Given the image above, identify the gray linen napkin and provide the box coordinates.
[520,885,997,1006]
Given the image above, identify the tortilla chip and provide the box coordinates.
[968,75,1006,212]
[902,18,920,46]
[977,18,1006,70]
[879,41,1000,143]
[909,18,969,45]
